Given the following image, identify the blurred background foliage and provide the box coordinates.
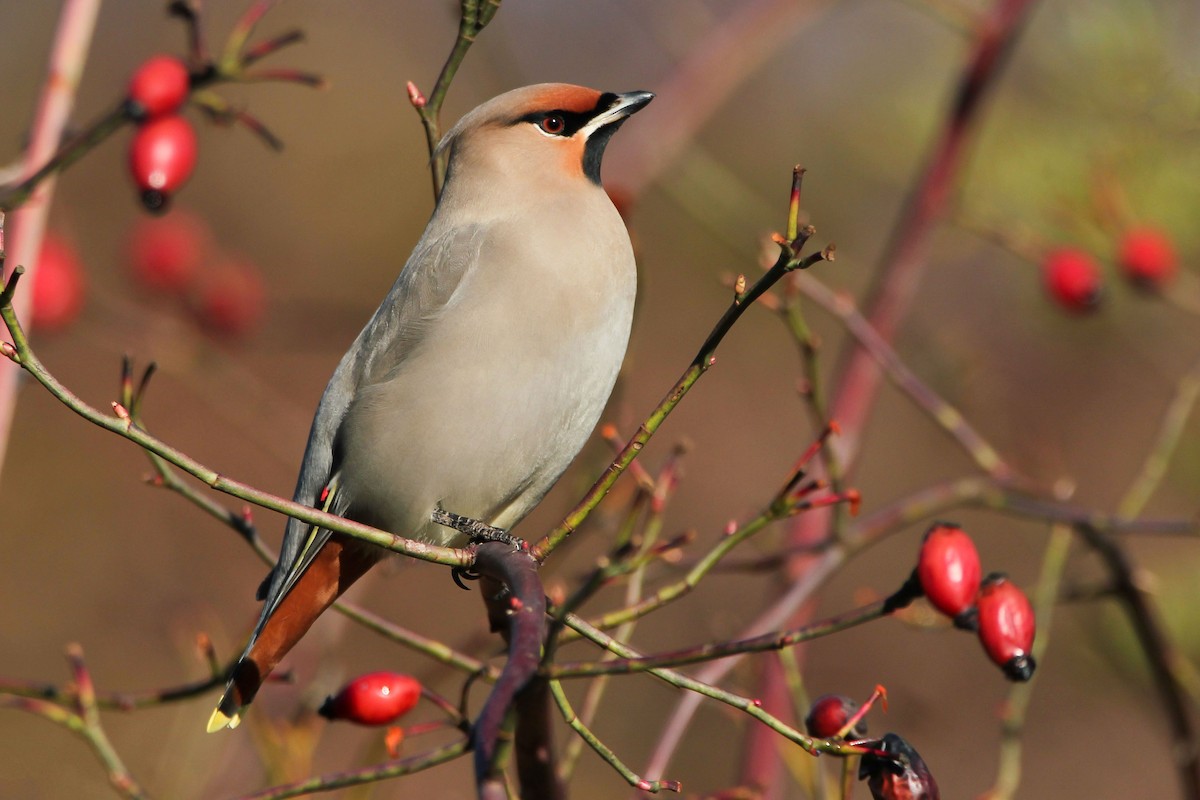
[1,1,1199,797]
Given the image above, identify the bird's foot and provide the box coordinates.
[434,505,527,591]
[431,505,525,550]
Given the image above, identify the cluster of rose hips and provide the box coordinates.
[127,209,266,338]
[28,211,267,338]
[125,55,197,212]
[1042,225,1177,313]
[805,690,940,799]
[913,522,1035,682]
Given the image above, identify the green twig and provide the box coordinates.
[133,410,493,675]
[412,0,505,200]
[561,614,869,759]
[230,740,471,800]
[549,679,681,793]
[549,595,898,679]
[534,243,833,561]
[1118,357,1200,518]
[985,525,1070,800]
[0,271,469,569]
[796,272,1014,480]
[0,104,129,212]
[3,646,149,799]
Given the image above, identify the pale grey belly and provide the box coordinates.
[335,315,629,545]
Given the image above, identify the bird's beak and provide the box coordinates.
[585,90,655,132]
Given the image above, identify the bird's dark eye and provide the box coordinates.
[538,114,566,135]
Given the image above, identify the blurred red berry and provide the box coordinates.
[1118,226,1177,290]
[126,209,210,293]
[1042,248,1102,313]
[976,573,1036,682]
[859,733,940,800]
[318,671,420,726]
[805,694,864,739]
[31,233,85,332]
[127,55,190,120]
[916,522,981,628]
[194,256,266,338]
[129,115,197,213]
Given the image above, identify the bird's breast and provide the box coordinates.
[335,199,636,541]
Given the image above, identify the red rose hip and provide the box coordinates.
[126,209,210,293]
[129,115,198,212]
[805,694,864,739]
[1042,248,1102,313]
[318,671,420,726]
[127,55,190,120]
[193,256,266,338]
[858,733,940,800]
[31,233,85,332]
[1118,226,1176,290]
[976,573,1036,682]
[916,522,981,628]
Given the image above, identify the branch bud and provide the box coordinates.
[406,80,427,108]
[733,273,746,301]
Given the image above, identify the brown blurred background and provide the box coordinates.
[3,1,1200,797]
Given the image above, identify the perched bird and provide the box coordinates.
[208,84,653,732]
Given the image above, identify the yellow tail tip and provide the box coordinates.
[206,707,241,733]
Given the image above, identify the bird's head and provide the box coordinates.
[437,84,654,191]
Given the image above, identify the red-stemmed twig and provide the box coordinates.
[827,0,1040,464]
[2,645,149,799]
[738,3,1041,791]
[0,0,100,489]
[408,0,503,200]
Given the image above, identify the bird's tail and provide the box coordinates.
[207,533,381,732]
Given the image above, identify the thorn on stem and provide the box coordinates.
[112,402,132,423]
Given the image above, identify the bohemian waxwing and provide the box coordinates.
[208,84,654,731]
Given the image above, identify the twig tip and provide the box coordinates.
[406,80,427,108]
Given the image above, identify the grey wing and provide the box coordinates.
[245,222,487,645]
